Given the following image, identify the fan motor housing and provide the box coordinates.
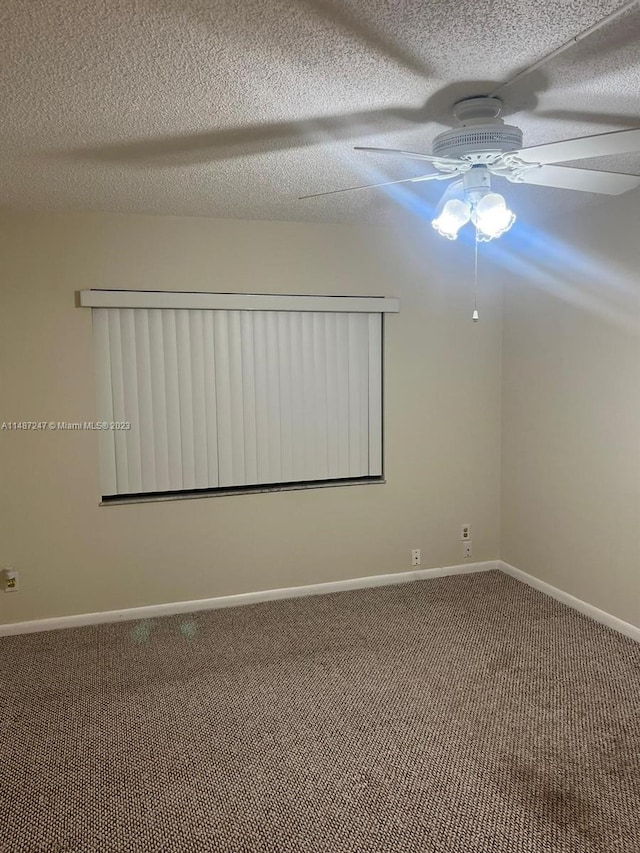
[433,124,523,161]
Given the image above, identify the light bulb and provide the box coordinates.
[473,192,516,240]
[431,198,471,240]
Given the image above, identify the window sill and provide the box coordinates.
[100,476,385,506]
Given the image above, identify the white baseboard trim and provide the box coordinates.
[0,560,498,637]
[499,560,640,643]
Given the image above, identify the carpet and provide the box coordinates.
[1,570,639,852]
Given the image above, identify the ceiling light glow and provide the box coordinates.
[472,192,516,240]
[431,198,471,240]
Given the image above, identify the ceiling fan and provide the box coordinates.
[299,0,640,242]
[301,94,640,241]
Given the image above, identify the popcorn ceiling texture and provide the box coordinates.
[0,0,638,222]
[1,571,639,852]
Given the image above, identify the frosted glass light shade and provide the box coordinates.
[432,198,471,240]
[473,192,516,239]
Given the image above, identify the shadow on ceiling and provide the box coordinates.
[59,77,546,168]
[296,0,433,78]
[57,0,640,168]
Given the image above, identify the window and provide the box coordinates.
[80,291,399,502]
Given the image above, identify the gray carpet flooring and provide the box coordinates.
[1,570,639,852]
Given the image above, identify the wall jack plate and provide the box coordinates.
[463,542,472,559]
[2,568,18,592]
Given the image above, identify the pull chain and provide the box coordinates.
[472,227,479,322]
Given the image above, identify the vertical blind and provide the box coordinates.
[91,306,385,497]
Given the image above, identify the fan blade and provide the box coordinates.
[512,164,640,194]
[355,146,462,165]
[514,128,640,165]
[490,0,640,97]
[299,172,454,200]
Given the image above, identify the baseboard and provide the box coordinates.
[0,560,498,637]
[6,560,638,643]
[499,561,640,643]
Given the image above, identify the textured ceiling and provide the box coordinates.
[1,0,639,224]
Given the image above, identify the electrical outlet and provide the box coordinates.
[411,549,421,567]
[2,568,18,592]
[461,524,471,540]
[463,542,472,559]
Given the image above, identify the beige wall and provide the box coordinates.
[0,209,502,624]
[501,191,640,628]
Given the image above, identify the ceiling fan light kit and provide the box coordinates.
[431,164,517,242]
